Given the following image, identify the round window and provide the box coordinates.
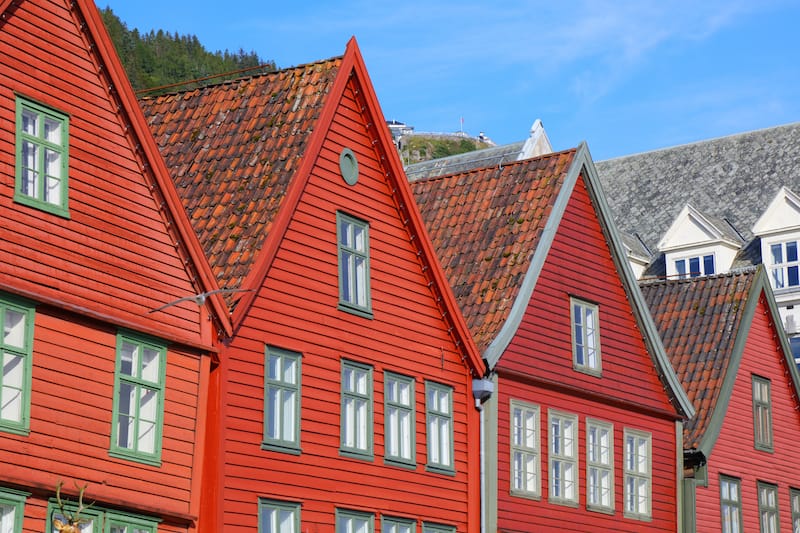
[340,148,359,186]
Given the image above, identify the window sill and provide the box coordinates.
[109,448,162,467]
[425,464,456,476]
[338,302,373,320]
[262,442,301,455]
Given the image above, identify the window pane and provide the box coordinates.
[689,257,700,277]
[704,254,715,275]
[789,265,799,287]
[44,117,61,144]
[772,243,784,264]
[788,241,798,263]
[140,347,160,383]
[120,342,137,377]
[675,259,686,278]
[22,109,38,135]
[3,310,26,348]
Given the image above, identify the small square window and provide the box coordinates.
[510,399,540,498]
[769,240,800,289]
[0,295,35,435]
[384,372,415,466]
[263,346,301,453]
[337,212,371,317]
[341,360,373,459]
[259,498,300,533]
[571,298,600,375]
[425,381,454,474]
[15,97,69,217]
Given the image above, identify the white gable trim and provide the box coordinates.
[752,186,800,237]
[658,204,740,252]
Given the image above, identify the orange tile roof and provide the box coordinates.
[410,149,577,353]
[140,57,343,294]
[639,269,756,449]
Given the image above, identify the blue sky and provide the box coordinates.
[97,1,800,161]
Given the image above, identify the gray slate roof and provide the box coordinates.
[594,122,800,261]
[405,140,525,181]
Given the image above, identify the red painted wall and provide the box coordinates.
[495,173,680,531]
[210,74,479,532]
[694,294,800,532]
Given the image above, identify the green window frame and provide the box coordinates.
[258,498,300,533]
[340,359,373,459]
[381,516,415,533]
[337,212,372,318]
[720,475,742,533]
[421,523,455,533]
[753,375,774,451]
[571,297,601,375]
[586,418,614,512]
[791,488,800,533]
[510,399,540,498]
[623,428,652,520]
[336,509,373,533]
[384,372,415,467]
[549,410,578,505]
[15,96,69,217]
[47,501,158,533]
[758,482,779,533]
[263,346,301,453]
[110,332,166,465]
[425,381,454,474]
[0,295,35,435]
[0,487,28,533]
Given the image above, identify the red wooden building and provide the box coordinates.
[141,39,486,533]
[641,268,800,533]
[410,146,694,531]
[0,0,228,532]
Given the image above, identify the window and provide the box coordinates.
[263,346,301,453]
[381,516,415,533]
[259,499,300,533]
[769,240,799,289]
[758,482,779,533]
[752,376,773,451]
[675,254,715,279]
[510,400,540,497]
[341,360,373,458]
[337,212,371,316]
[47,503,157,533]
[791,488,800,533]
[720,476,742,533]
[586,419,614,512]
[15,97,69,216]
[384,372,415,466]
[110,333,166,465]
[421,524,455,533]
[571,298,600,374]
[548,410,578,504]
[426,381,453,473]
[624,429,652,519]
[0,296,34,435]
[0,488,27,533]
[337,509,373,533]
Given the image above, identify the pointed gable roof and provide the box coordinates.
[657,204,744,252]
[640,268,800,453]
[141,54,342,297]
[752,186,800,236]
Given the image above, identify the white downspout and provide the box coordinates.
[472,378,494,533]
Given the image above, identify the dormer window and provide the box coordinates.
[768,240,799,288]
[674,254,715,279]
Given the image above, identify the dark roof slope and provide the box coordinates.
[595,122,800,255]
[141,57,342,292]
[640,269,756,449]
[410,149,577,353]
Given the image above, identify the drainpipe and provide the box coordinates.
[472,377,495,533]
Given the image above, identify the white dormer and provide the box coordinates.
[517,119,553,160]
[658,204,744,279]
[753,187,800,335]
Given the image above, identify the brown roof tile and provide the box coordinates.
[140,57,343,294]
[410,149,577,353]
[639,269,756,449]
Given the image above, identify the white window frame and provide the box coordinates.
[548,410,578,505]
[758,482,779,533]
[586,418,614,512]
[259,498,300,533]
[767,239,800,290]
[340,359,373,458]
[384,372,415,466]
[337,212,371,316]
[674,253,716,279]
[720,475,742,533]
[263,346,301,453]
[425,381,454,473]
[570,298,601,375]
[623,428,652,520]
[752,375,773,451]
[510,399,540,498]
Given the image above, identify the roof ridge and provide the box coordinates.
[639,265,759,287]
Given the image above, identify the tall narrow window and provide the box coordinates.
[337,212,371,316]
[15,97,69,216]
[381,516,415,533]
[0,296,34,435]
[791,488,800,533]
[586,419,614,512]
[384,372,415,466]
[259,499,300,533]
[624,429,652,519]
[571,298,600,374]
[426,382,454,473]
[770,241,800,289]
[720,476,742,533]
[263,346,301,453]
[752,375,773,451]
[0,488,27,533]
[510,400,540,498]
[341,360,373,458]
[110,333,166,465]
[549,410,578,505]
[758,482,779,533]
[337,509,373,533]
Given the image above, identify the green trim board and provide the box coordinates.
[0,293,35,435]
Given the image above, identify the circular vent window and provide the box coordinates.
[340,148,359,186]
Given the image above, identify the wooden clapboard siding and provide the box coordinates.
[694,293,800,532]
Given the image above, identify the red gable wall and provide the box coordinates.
[495,172,679,531]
